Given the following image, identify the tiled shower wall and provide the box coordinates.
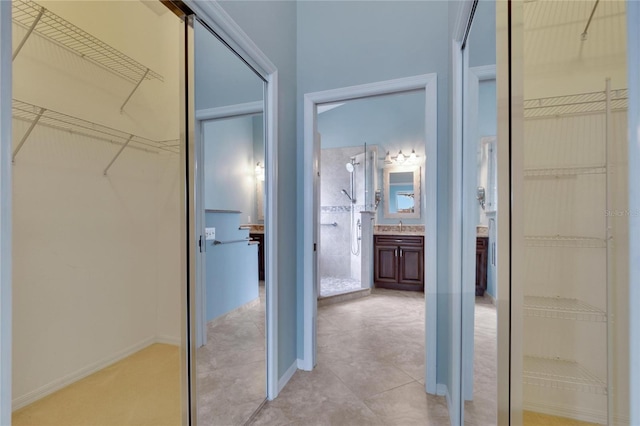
[319,147,366,281]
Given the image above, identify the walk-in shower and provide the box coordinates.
[318,144,377,297]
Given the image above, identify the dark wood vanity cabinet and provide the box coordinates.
[250,233,265,281]
[374,235,424,291]
[476,237,488,296]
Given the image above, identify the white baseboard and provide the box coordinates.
[277,359,298,394]
[155,335,181,346]
[524,401,607,424]
[12,336,159,411]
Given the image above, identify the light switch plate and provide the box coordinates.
[205,227,216,240]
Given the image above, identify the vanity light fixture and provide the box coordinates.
[385,149,419,164]
[255,162,265,181]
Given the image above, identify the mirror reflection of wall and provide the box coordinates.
[194,19,267,426]
[11,2,183,424]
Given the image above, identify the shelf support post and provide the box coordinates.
[12,107,45,162]
[103,134,134,175]
[12,6,45,61]
[120,68,150,113]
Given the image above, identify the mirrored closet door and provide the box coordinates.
[190,17,268,425]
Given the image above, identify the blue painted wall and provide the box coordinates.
[203,116,258,221]
[205,211,258,321]
[218,0,299,380]
[468,0,496,68]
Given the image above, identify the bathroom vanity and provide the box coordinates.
[373,234,424,291]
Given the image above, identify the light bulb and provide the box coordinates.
[409,149,417,162]
[396,150,405,163]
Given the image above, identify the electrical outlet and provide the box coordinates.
[205,227,216,240]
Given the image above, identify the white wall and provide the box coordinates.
[11,2,182,407]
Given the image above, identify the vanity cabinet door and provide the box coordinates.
[475,237,488,296]
[398,246,424,286]
[374,244,399,284]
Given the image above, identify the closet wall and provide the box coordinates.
[11,1,182,407]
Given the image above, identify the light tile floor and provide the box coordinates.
[251,289,482,425]
[196,284,267,425]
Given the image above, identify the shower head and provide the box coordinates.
[341,189,356,204]
[346,163,354,173]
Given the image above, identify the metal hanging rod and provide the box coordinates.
[524,89,627,119]
[581,0,601,41]
[213,238,251,246]
[12,0,163,111]
[12,99,180,168]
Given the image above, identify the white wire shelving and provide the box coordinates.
[524,89,627,119]
[524,165,606,178]
[524,235,606,248]
[523,356,607,395]
[12,99,179,173]
[524,296,606,322]
[12,0,163,84]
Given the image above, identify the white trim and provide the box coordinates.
[11,337,157,411]
[470,65,497,82]
[0,2,11,424]
[277,360,298,394]
[523,401,609,425]
[195,101,264,121]
[629,2,640,424]
[436,383,449,397]
[450,39,464,426]
[184,0,280,401]
[302,74,438,395]
[155,335,182,346]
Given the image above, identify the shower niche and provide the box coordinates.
[318,144,378,297]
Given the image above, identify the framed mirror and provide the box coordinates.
[383,165,421,219]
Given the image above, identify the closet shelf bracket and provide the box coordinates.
[120,68,150,113]
[103,134,134,176]
[13,107,45,162]
[12,5,43,61]
[581,0,600,41]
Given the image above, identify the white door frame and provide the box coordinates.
[184,0,280,402]
[302,74,438,394]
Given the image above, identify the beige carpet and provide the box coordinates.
[12,343,181,426]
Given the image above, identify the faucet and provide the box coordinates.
[399,220,403,232]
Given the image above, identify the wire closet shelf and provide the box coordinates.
[523,88,628,119]
[12,99,180,155]
[12,0,163,84]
